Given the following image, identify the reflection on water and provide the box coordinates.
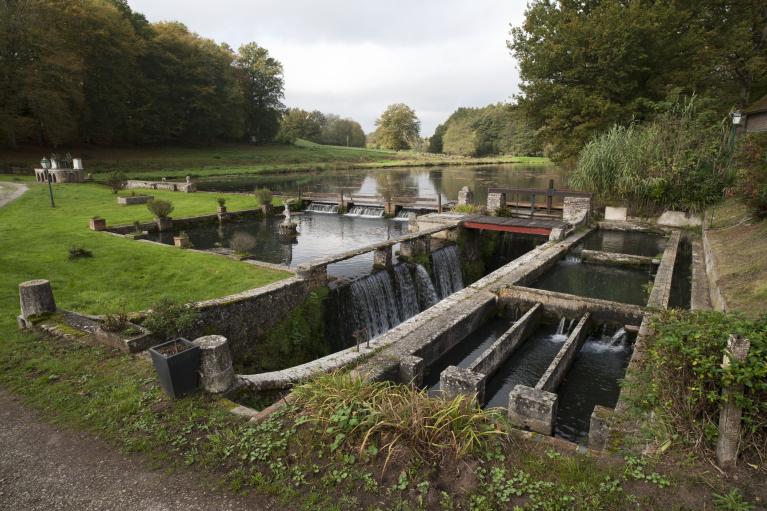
[196,163,565,204]
[483,325,566,409]
[580,230,667,258]
[148,213,406,280]
[531,259,653,306]
[554,335,633,444]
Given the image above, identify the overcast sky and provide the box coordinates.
[129,1,527,136]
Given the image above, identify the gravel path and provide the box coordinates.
[0,390,278,510]
[0,181,27,208]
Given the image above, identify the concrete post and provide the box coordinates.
[439,366,486,403]
[562,197,591,226]
[399,355,425,386]
[373,246,393,269]
[507,384,558,435]
[716,335,750,471]
[193,335,234,393]
[401,235,430,258]
[457,186,474,206]
[487,192,506,214]
[19,279,56,319]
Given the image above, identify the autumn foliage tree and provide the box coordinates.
[369,103,420,150]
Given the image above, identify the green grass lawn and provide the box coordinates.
[0,140,550,180]
[0,179,290,321]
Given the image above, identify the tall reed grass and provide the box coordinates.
[570,96,735,214]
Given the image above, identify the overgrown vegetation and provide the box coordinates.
[105,171,127,194]
[734,133,767,219]
[143,298,199,342]
[570,96,734,213]
[254,188,273,207]
[238,287,330,373]
[634,310,767,467]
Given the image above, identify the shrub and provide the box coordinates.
[102,310,130,332]
[68,246,93,260]
[105,171,127,194]
[636,310,767,462]
[734,133,767,219]
[132,220,142,234]
[453,204,482,214]
[143,298,198,341]
[146,199,173,218]
[217,197,226,207]
[229,231,256,254]
[254,188,273,206]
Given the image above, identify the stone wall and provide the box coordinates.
[647,230,680,309]
[486,192,506,214]
[702,227,727,311]
[126,179,196,193]
[190,276,320,359]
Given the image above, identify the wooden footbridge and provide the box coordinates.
[461,215,568,237]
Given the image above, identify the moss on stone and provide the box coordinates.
[236,286,331,373]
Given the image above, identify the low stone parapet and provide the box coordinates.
[508,385,559,435]
[536,313,591,392]
[647,230,681,309]
[580,249,655,268]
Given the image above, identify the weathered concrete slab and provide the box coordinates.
[702,226,728,311]
[536,313,591,392]
[498,287,643,327]
[604,207,627,221]
[581,249,654,268]
[647,230,681,309]
[589,405,614,450]
[468,303,542,377]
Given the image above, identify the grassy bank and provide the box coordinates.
[0,179,289,318]
[707,198,767,317]
[0,140,550,180]
[0,325,745,510]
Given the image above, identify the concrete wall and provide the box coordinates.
[468,303,542,376]
[702,226,728,311]
[536,313,591,392]
[691,238,713,310]
[647,230,680,309]
[498,287,644,327]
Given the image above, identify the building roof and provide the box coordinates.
[744,94,767,114]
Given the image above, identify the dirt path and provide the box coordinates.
[0,181,28,208]
[0,390,278,510]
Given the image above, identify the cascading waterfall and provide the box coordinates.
[350,271,401,340]
[306,202,339,214]
[610,328,628,346]
[556,317,567,335]
[414,264,438,310]
[432,245,464,299]
[346,206,385,218]
[393,264,420,320]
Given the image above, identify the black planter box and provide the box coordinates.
[149,338,201,399]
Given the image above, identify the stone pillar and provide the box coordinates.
[487,192,506,214]
[440,366,486,403]
[399,355,425,386]
[563,197,591,226]
[507,385,558,435]
[193,335,234,393]
[19,280,56,319]
[156,217,173,232]
[589,405,614,450]
[373,246,393,269]
[457,186,474,206]
[400,235,430,258]
[716,335,750,471]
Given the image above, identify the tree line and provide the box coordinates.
[276,109,366,147]
[0,0,285,148]
[509,0,767,164]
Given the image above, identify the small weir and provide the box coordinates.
[581,230,667,258]
[305,202,339,214]
[395,208,420,221]
[414,265,438,310]
[432,245,464,299]
[346,206,385,218]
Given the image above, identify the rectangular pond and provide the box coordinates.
[579,230,667,258]
[529,258,653,306]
